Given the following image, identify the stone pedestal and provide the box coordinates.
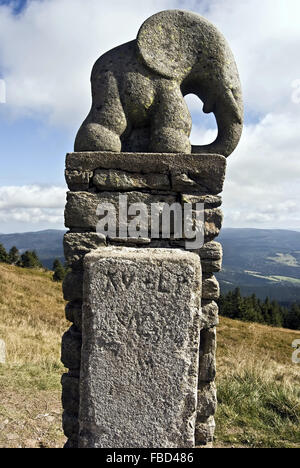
[61,151,226,448]
[79,247,201,448]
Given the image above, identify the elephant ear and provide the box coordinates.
[137,10,207,80]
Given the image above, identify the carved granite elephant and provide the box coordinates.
[75,10,243,157]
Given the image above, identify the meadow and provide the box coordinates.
[0,263,299,448]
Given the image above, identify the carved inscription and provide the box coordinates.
[80,248,202,448]
[102,263,192,295]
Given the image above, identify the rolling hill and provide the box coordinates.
[0,229,65,269]
[0,227,300,304]
[217,229,300,304]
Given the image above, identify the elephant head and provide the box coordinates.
[136,10,243,157]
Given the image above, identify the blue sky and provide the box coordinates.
[0,0,300,233]
[0,0,27,14]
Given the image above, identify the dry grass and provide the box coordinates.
[215,319,300,448]
[0,264,68,448]
[217,318,300,385]
[0,263,299,448]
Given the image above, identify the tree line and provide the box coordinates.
[0,243,67,282]
[219,287,300,331]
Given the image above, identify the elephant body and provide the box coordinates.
[75,10,243,157]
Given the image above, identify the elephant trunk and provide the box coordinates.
[191,88,243,158]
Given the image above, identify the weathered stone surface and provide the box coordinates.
[199,241,223,274]
[204,208,223,240]
[64,232,106,270]
[65,300,82,331]
[201,258,222,274]
[74,10,243,157]
[61,325,82,370]
[65,170,93,191]
[79,247,202,448]
[66,152,226,195]
[65,190,177,232]
[181,194,222,209]
[0,339,5,364]
[199,241,222,260]
[62,411,79,439]
[93,169,170,191]
[108,237,151,246]
[64,438,78,449]
[201,301,219,329]
[62,271,84,302]
[202,275,220,300]
[198,328,216,383]
[197,382,217,421]
[195,416,216,446]
[62,373,80,414]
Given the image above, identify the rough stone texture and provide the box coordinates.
[62,151,225,448]
[204,208,223,240]
[74,10,243,157]
[63,411,79,439]
[62,373,80,414]
[195,416,216,445]
[202,275,220,301]
[197,382,217,421]
[65,170,93,191]
[93,169,171,191]
[66,152,226,195]
[79,247,202,448]
[64,232,106,270]
[0,339,5,364]
[62,271,84,302]
[61,325,82,370]
[199,242,223,274]
[65,191,177,232]
[181,194,222,209]
[199,241,222,260]
[201,301,219,329]
[198,328,216,383]
[65,301,83,332]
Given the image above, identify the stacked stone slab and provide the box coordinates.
[62,151,226,448]
[80,247,202,448]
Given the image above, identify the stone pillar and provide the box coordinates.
[79,247,201,448]
[61,151,226,448]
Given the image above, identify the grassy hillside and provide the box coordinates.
[0,264,299,448]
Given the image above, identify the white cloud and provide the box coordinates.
[0,0,300,231]
[1,0,299,126]
[189,109,300,229]
[0,0,175,127]
[0,185,66,232]
[204,0,300,118]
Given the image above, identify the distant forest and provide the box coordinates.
[1,242,300,331]
[0,243,67,282]
[219,288,300,331]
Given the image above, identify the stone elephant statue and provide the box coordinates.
[75,10,243,157]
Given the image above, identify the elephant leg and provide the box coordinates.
[149,82,192,153]
[74,72,127,152]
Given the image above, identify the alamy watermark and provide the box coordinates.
[96,195,204,249]
[0,79,6,104]
[291,79,300,104]
[292,339,300,364]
